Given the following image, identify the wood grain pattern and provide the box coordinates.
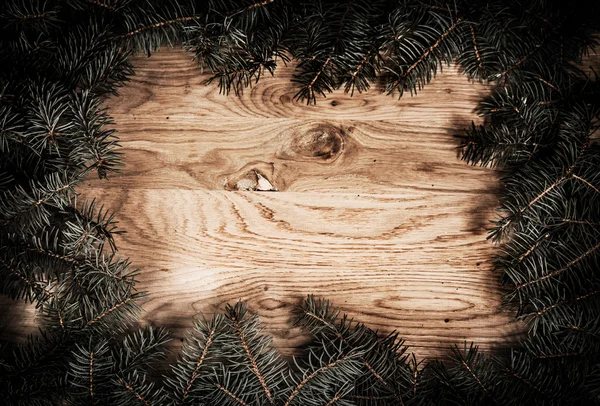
[3,48,530,360]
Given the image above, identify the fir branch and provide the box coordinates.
[120,16,202,40]
[453,346,497,405]
[307,56,332,96]
[364,360,387,387]
[555,218,600,226]
[566,323,600,340]
[403,18,462,79]
[491,148,591,240]
[0,253,54,301]
[348,54,368,80]
[215,383,248,406]
[533,289,600,318]
[515,240,600,291]
[118,377,151,406]
[165,316,225,404]
[85,296,134,328]
[283,353,356,406]
[21,13,49,21]
[88,0,118,12]
[182,327,215,400]
[89,351,94,398]
[516,233,550,263]
[226,0,276,16]
[535,352,579,360]
[296,296,403,397]
[228,307,274,404]
[498,361,547,399]
[26,246,80,265]
[537,76,560,93]
[0,172,78,233]
[469,24,485,78]
[572,173,600,194]
[324,386,348,406]
[500,42,545,77]
[343,50,377,95]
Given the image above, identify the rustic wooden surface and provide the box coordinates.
[2,48,533,361]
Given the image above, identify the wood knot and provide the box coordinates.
[306,130,343,159]
[226,168,277,191]
[277,123,345,162]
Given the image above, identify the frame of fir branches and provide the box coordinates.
[1,0,600,405]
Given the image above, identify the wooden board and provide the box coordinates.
[3,48,528,361]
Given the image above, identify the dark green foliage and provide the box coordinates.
[65,327,171,405]
[290,0,385,102]
[218,302,288,405]
[1,0,600,405]
[294,296,413,404]
[164,315,227,404]
[381,2,463,98]
[184,0,291,96]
